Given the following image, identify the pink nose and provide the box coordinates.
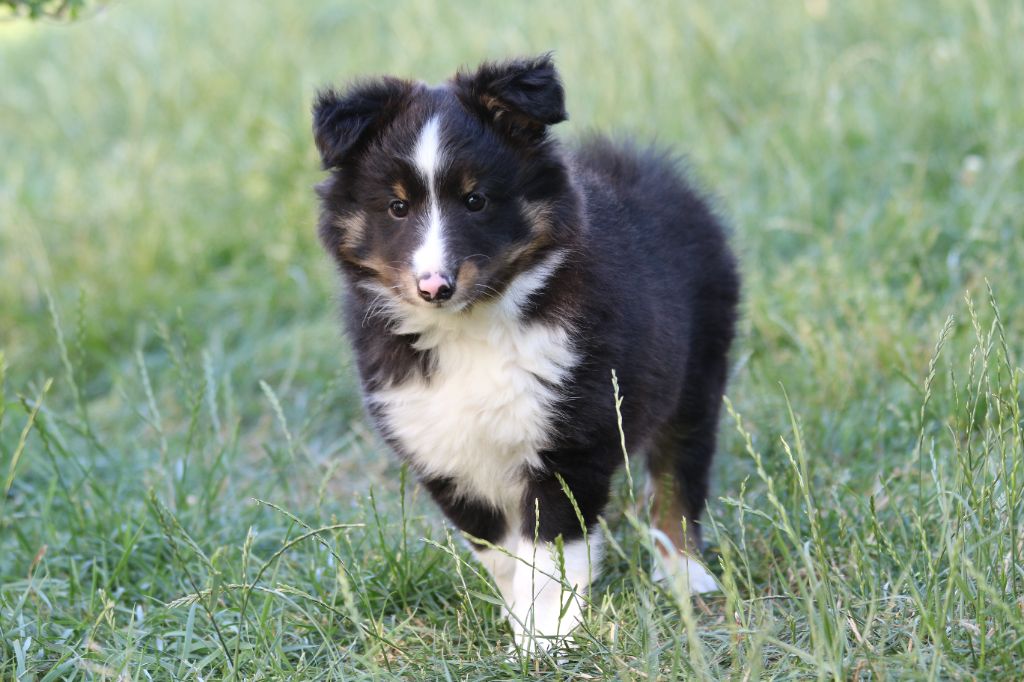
[417,272,454,302]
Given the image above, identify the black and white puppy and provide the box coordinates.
[312,55,739,650]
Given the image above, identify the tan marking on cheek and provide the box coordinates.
[501,199,560,270]
[334,212,367,252]
[504,227,556,269]
[349,249,412,298]
[455,259,480,295]
[518,198,555,237]
[392,182,409,202]
[359,255,389,276]
[468,199,560,301]
[352,254,415,301]
[333,213,404,288]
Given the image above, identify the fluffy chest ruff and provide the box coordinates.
[367,291,576,513]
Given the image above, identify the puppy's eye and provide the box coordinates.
[388,200,409,219]
[463,192,486,212]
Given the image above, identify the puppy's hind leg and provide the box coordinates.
[647,463,719,594]
[647,350,729,593]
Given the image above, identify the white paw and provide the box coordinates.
[649,528,720,594]
[505,636,573,665]
[502,535,598,656]
[680,555,720,593]
[508,586,583,654]
[509,630,557,656]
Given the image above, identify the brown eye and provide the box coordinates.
[464,192,486,212]
[389,200,409,218]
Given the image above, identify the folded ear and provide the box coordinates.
[453,53,567,143]
[312,77,413,169]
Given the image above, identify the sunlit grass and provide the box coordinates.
[2,0,1023,678]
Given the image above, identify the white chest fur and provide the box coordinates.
[367,256,576,512]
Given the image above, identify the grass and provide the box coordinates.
[1,0,1023,678]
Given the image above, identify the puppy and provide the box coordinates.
[312,54,739,651]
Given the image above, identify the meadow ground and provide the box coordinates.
[2,0,1023,678]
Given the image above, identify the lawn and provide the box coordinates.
[2,0,1023,678]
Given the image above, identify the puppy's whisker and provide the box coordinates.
[472,282,502,299]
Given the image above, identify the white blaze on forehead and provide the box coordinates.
[412,115,446,276]
[413,115,443,179]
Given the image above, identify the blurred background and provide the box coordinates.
[1,0,1023,677]
[3,0,1021,454]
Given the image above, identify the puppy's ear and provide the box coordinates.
[453,53,567,143]
[312,77,413,169]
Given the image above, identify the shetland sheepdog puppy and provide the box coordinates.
[312,54,739,651]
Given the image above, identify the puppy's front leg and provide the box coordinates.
[475,540,517,609]
[419,476,521,605]
[508,531,603,652]
[507,464,610,653]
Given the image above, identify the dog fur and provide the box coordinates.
[312,54,739,650]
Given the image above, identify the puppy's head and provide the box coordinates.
[314,54,578,314]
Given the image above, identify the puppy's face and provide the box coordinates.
[314,55,576,313]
